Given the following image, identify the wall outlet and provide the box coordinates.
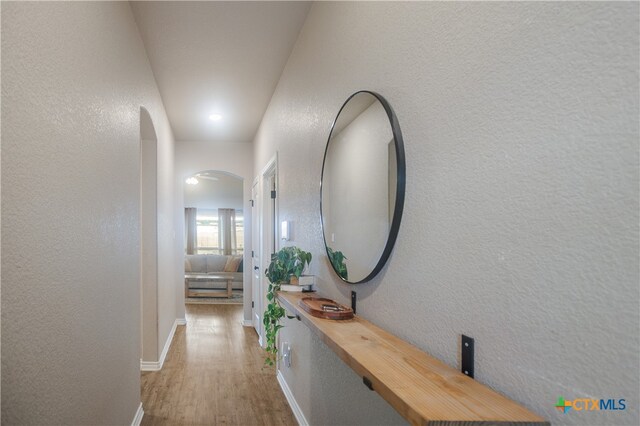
[282,341,292,368]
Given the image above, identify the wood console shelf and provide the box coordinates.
[277,292,548,426]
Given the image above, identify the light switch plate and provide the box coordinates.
[281,221,289,241]
[282,341,292,368]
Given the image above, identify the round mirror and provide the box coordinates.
[321,91,406,284]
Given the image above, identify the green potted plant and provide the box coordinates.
[263,246,312,365]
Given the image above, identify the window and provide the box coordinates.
[236,211,244,254]
[194,209,243,255]
[195,210,220,254]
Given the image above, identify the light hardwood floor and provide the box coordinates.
[141,304,296,426]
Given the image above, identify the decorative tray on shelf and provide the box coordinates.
[298,297,354,320]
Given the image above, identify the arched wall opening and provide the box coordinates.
[174,141,254,324]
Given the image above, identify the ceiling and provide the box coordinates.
[131,1,311,143]
[184,170,244,210]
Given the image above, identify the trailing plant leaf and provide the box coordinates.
[263,246,312,365]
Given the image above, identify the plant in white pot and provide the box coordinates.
[263,246,312,365]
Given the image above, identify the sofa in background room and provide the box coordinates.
[184,254,244,295]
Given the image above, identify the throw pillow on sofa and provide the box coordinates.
[206,255,227,272]
[224,255,243,272]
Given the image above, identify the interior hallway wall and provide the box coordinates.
[1,2,179,423]
[175,141,254,322]
[253,2,639,425]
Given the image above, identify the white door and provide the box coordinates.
[251,179,261,337]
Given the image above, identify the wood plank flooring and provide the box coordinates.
[141,304,296,426]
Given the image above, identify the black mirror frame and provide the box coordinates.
[320,90,406,284]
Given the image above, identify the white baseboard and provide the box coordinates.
[140,318,186,371]
[242,319,253,327]
[131,402,144,426]
[277,370,308,426]
[140,359,160,371]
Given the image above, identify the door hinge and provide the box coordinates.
[250,199,254,207]
[251,250,255,257]
[271,190,276,199]
[252,301,255,308]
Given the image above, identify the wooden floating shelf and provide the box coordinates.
[277,292,548,426]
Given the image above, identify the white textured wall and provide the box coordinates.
[175,141,254,321]
[253,2,639,425]
[1,2,179,423]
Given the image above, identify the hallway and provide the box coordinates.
[141,305,295,425]
[2,2,638,424]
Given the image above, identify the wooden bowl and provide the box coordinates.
[298,297,354,320]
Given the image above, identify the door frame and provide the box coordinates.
[254,153,278,347]
[251,177,261,337]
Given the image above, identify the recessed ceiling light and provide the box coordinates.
[185,177,199,185]
[209,113,222,121]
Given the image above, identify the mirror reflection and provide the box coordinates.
[321,91,405,284]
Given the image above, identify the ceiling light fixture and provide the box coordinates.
[209,113,222,121]
[185,177,199,185]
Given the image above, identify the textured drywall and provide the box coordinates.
[0,2,3,417]
[175,141,254,322]
[1,2,179,423]
[254,2,639,425]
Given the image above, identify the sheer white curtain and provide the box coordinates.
[185,207,197,255]
[218,208,237,255]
